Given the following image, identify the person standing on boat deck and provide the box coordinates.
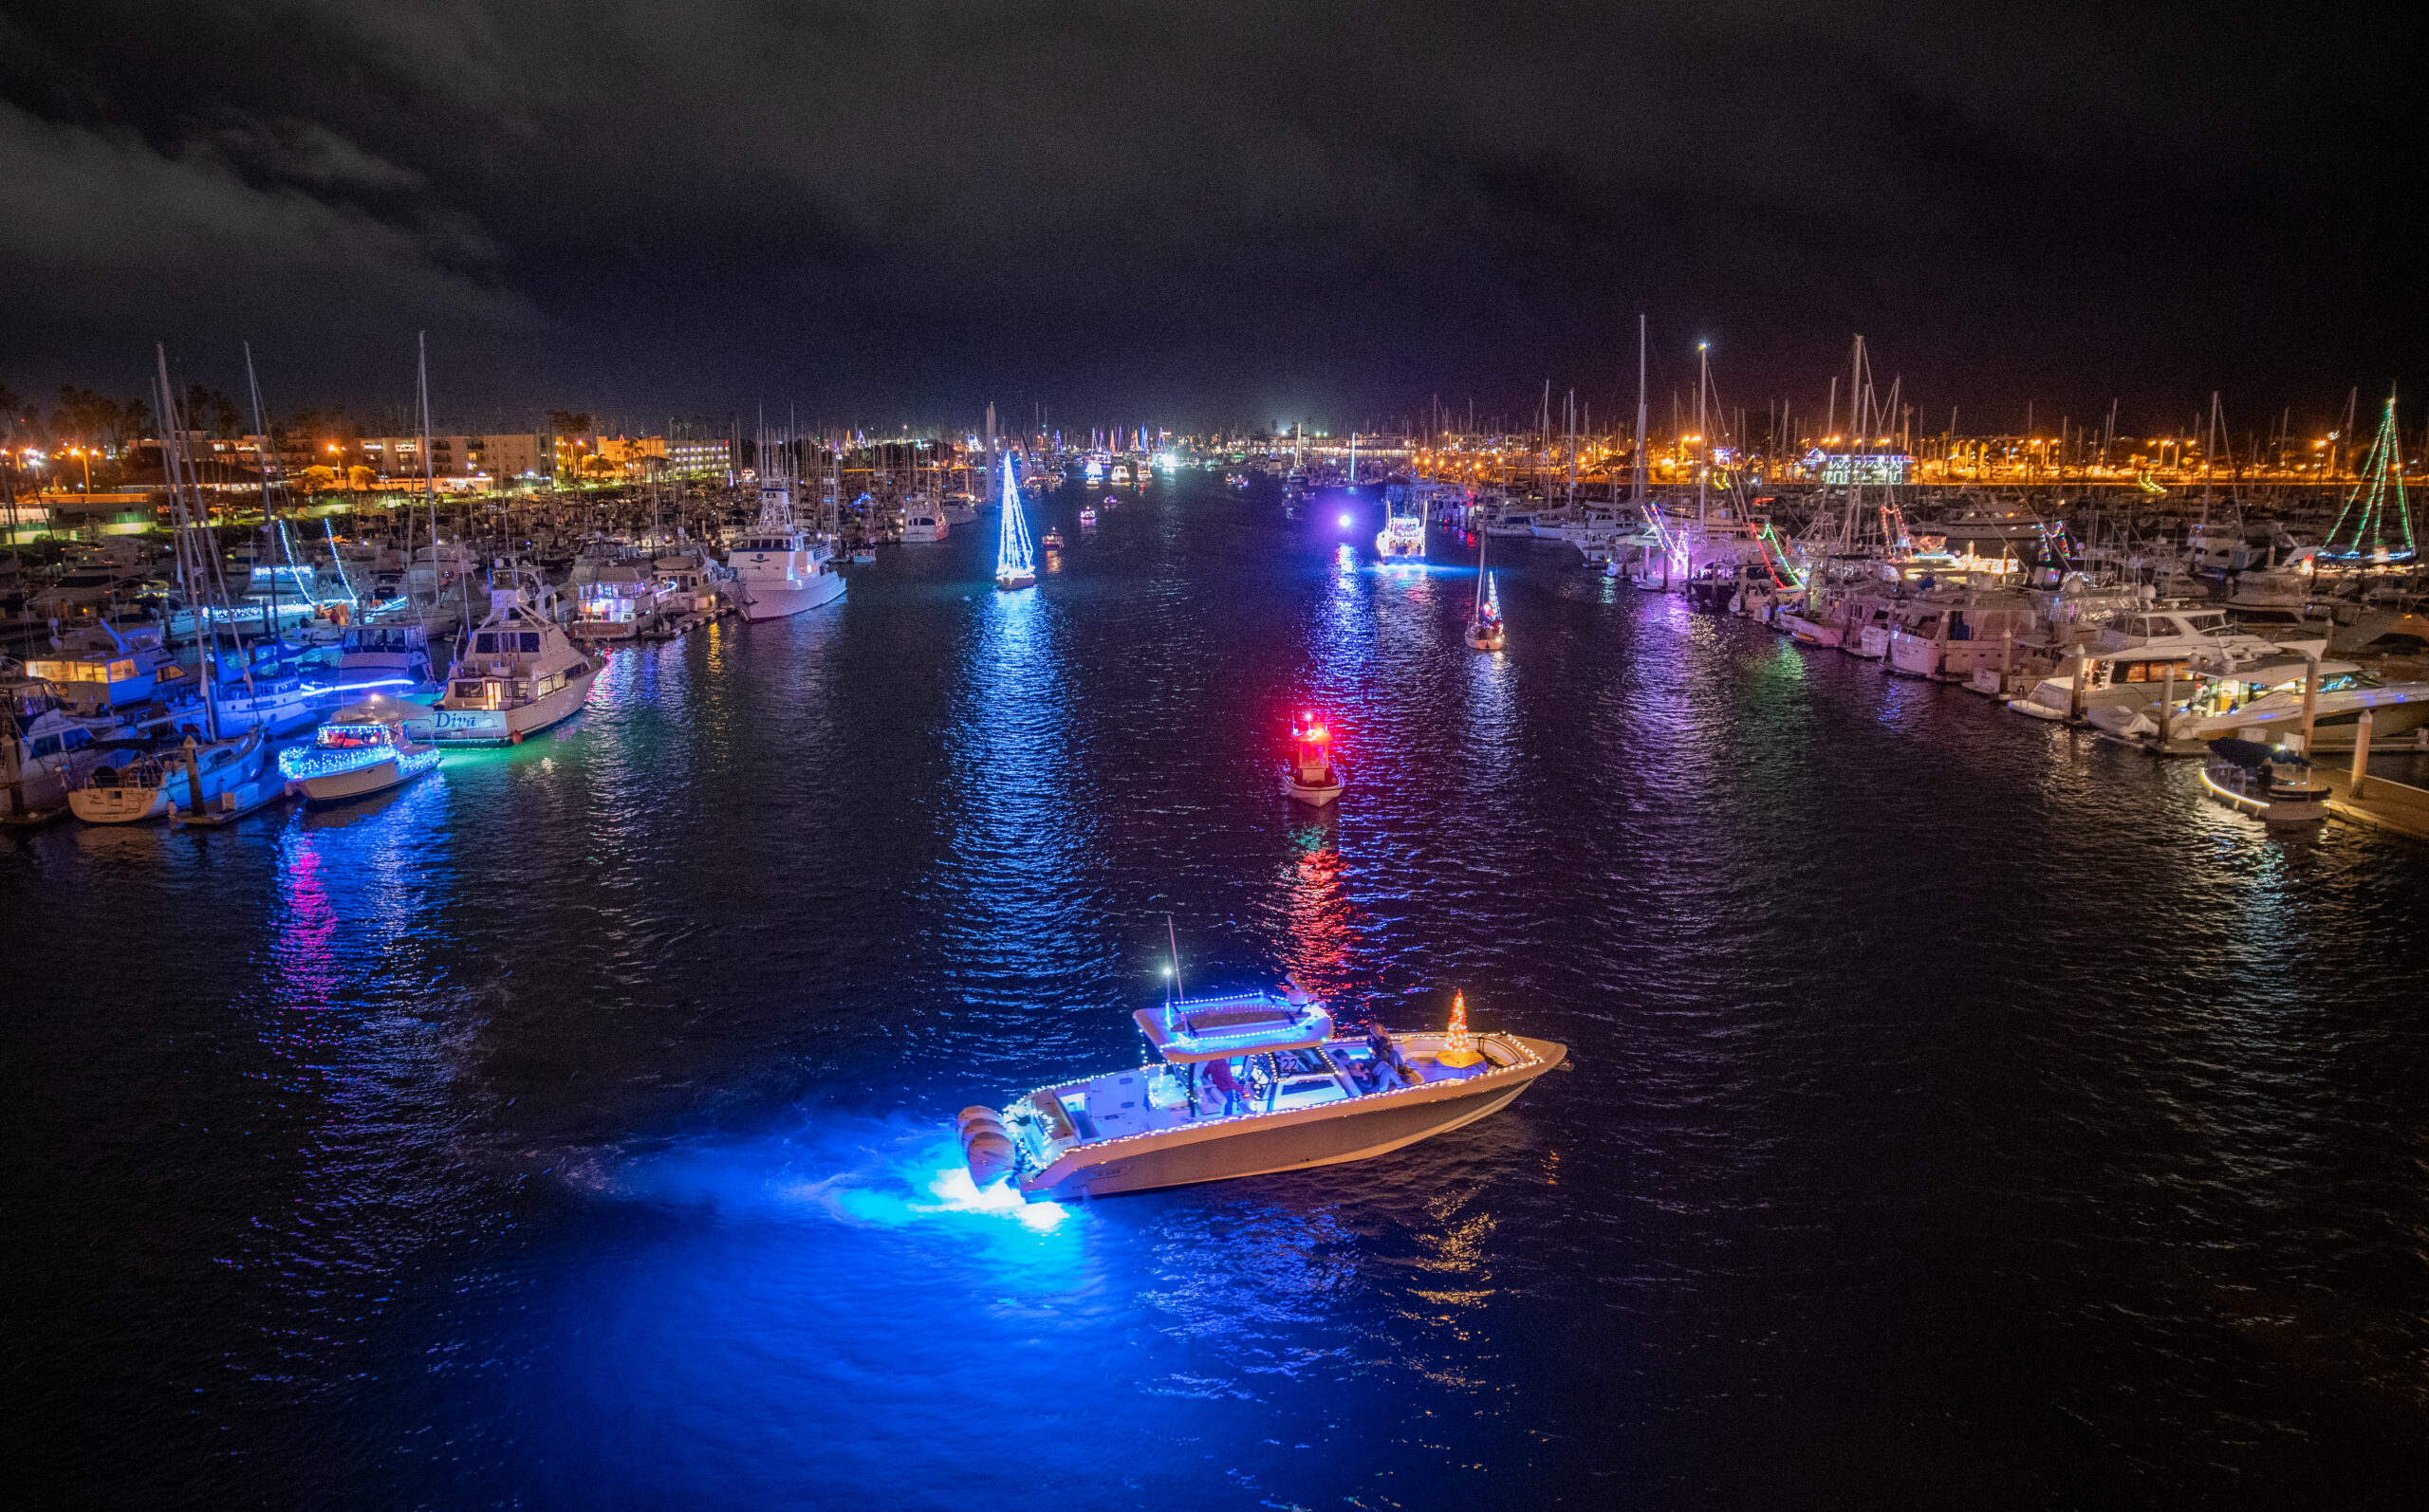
[1204,1056,1246,1116]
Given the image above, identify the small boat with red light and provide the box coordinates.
[1282,710,1344,804]
[956,981,1565,1202]
[1042,526,1066,549]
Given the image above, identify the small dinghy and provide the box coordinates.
[2200,736,2327,825]
[1282,709,1344,804]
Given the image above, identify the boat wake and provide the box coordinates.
[587,1115,1073,1235]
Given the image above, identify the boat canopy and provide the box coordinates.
[1134,990,1335,1063]
[330,695,434,725]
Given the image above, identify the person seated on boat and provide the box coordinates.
[1363,1019,1413,1083]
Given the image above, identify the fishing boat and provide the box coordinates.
[956,979,1565,1201]
[1282,710,1344,804]
[69,729,269,824]
[278,696,442,803]
[900,498,950,543]
[409,579,599,746]
[732,460,846,619]
[993,457,1039,591]
[1466,532,1505,651]
[2199,737,2327,824]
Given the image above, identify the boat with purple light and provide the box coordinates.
[278,696,442,803]
[958,983,1564,1202]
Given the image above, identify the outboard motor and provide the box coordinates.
[957,1105,1015,1188]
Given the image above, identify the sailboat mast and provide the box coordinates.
[1631,315,1648,507]
[1697,342,1709,526]
[242,341,285,640]
[156,345,221,740]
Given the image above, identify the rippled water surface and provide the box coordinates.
[9,476,2429,1509]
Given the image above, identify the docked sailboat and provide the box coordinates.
[993,457,1038,591]
[279,696,441,803]
[70,730,269,825]
[956,978,1565,1201]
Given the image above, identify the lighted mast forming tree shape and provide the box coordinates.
[2321,392,2415,563]
[994,455,1036,583]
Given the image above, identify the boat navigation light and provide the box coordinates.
[1338,512,1353,527]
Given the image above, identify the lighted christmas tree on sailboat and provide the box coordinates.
[994,454,1038,590]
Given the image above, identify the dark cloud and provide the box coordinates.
[2,1,2414,432]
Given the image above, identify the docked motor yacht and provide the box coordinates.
[732,478,845,619]
[958,985,1565,1201]
[278,696,441,802]
[1884,590,2045,681]
[569,563,664,640]
[899,497,950,543]
[2133,662,2429,752]
[410,581,599,746]
[22,621,175,713]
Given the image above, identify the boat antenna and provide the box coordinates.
[1165,913,1185,1009]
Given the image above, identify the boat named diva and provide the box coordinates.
[957,982,1564,1201]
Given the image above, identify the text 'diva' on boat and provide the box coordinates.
[957,980,1565,1202]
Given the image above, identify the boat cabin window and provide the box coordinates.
[452,680,490,701]
[2185,613,2228,632]
[473,631,544,654]
[2121,659,2191,683]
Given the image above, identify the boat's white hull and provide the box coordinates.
[68,784,173,824]
[292,755,431,803]
[415,670,598,746]
[739,572,846,620]
[1019,1035,1563,1201]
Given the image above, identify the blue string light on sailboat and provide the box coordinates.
[994,454,1037,590]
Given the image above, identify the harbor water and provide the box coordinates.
[9,474,2428,1508]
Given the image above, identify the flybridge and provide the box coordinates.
[1133,990,1335,1062]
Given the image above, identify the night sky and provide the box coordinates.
[2,2,2416,434]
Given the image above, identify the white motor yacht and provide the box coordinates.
[732,478,845,619]
[900,497,950,543]
[410,581,599,746]
[959,986,1565,1202]
[569,563,664,640]
[22,621,174,713]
